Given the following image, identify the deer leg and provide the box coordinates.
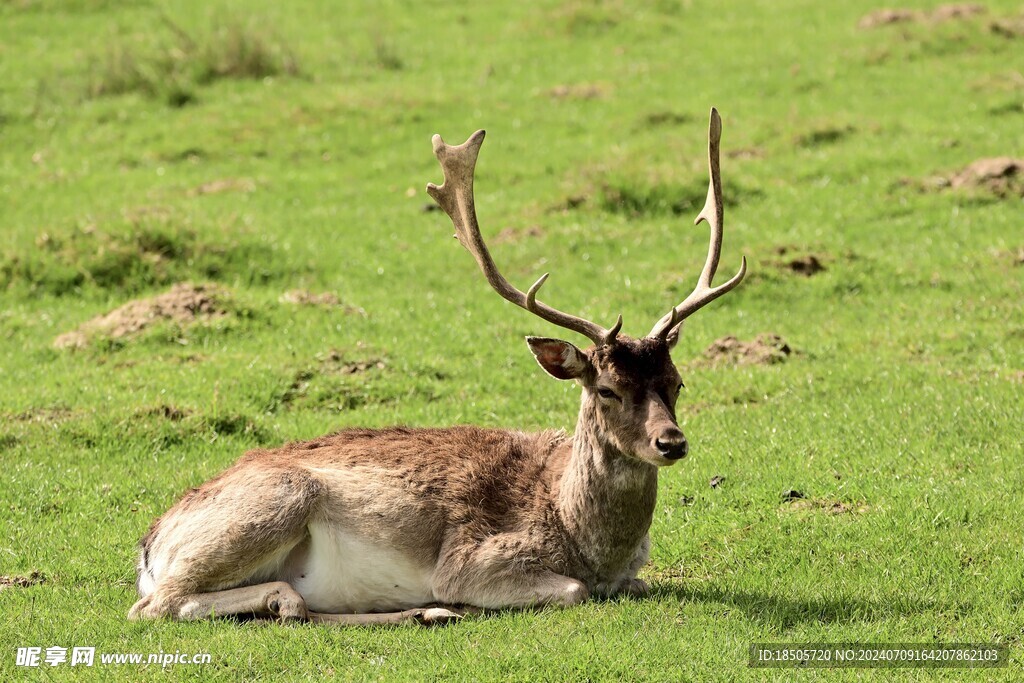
[308,606,468,627]
[433,536,590,609]
[129,581,308,621]
[437,568,588,610]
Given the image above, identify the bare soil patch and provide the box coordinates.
[726,147,765,160]
[142,404,191,421]
[545,83,609,100]
[12,407,73,424]
[858,4,986,28]
[187,177,256,197]
[280,289,366,314]
[494,226,545,244]
[795,124,855,148]
[858,9,920,28]
[700,334,793,367]
[0,571,45,591]
[772,247,828,276]
[947,157,1024,196]
[932,3,987,21]
[784,498,869,515]
[318,349,386,375]
[642,111,692,127]
[54,282,226,349]
[989,16,1024,38]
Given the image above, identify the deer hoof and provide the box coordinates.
[622,578,649,598]
[417,607,463,626]
[266,583,308,622]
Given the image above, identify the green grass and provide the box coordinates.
[1,0,1022,680]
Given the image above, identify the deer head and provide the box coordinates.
[427,108,746,469]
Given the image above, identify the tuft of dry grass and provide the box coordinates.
[87,16,299,106]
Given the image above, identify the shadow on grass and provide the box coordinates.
[655,584,938,628]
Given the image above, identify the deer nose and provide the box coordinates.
[654,430,688,460]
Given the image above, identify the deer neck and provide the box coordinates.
[557,395,657,574]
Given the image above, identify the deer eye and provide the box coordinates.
[596,387,619,401]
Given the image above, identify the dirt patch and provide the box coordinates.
[187,177,256,197]
[785,255,826,276]
[947,158,1024,196]
[700,333,793,367]
[142,404,191,421]
[858,9,920,28]
[989,17,1024,38]
[53,282,226,349]
[318,349,386,375]
[494,226,545,244]
[0,571,45,591]
[12,407,73,424]
[726,147,765,160]
[642,111,692,127]
[281,289,340,306]
[280,289,366,314]
[858,4,986,28]
[784,498,869,515]
[545,83,609,100]
[795,125,855,148]
[550,195,588,213]
[772,247,827,276]
[933,3,987,21]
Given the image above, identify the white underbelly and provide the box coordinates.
[289,522,435,613]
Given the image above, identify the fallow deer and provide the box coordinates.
[128,108,746,626]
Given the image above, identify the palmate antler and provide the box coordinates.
[426,130,622,347]
[648,108,747,341]
[428,108,745,348]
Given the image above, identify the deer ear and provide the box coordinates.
[526,337,592,380]
[665,321,684,349]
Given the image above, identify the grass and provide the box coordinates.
[1,0,1022,680]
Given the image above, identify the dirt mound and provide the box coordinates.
[784,255,826,276]
[784,498,869,515]
[0,571,45,591]
[858,4,986,28]
[858,9,920,28]
[989,16,1024,38]
[494,226,545,244]
[187,177,256,197]
[280,289,366,314]
[933,3,986,21]
[772,248,827,276]
[701,334,792,366]
[54,282,225,349]
[545,83,609,100]
[318,349,386,375]
[280,289,341,306]
[947,157,1024,196]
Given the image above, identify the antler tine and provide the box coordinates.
[427,130,619,346]
[650,108,747,341]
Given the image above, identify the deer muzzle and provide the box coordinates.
[654,429,688,460]
[646,394,688,461]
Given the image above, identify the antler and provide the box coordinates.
[649,108,747,341]
[427,130,622,347]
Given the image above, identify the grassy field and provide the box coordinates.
[1,0,1022,680]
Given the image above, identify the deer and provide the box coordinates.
[127,108,746,626]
